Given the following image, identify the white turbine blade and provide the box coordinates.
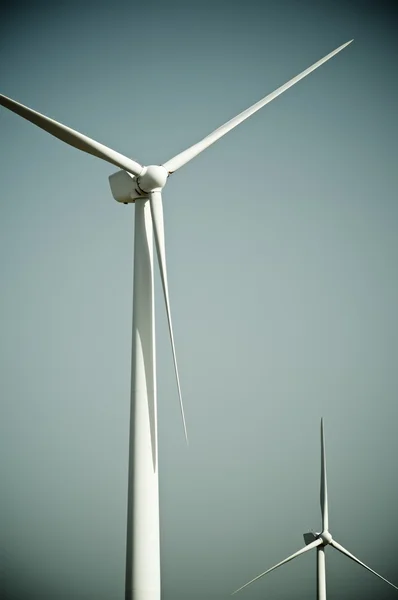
[331,540,398,591]
[232,538,322,595]
[163,40,353,174]
[320,418,329,531]
[0,94,144,177]
[148,191,188,444]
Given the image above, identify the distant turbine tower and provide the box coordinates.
[0,41,352,600]
[233,419,398,600]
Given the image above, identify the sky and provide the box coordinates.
[1,0,398,599]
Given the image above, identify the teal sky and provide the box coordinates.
[1,1,398,599]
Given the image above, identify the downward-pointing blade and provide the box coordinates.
[149,191,188,444]
[330,540,398,591]
[232,538,322,595]
[320,418,329,531]
[0,94,144,177]
[163,40,353,174]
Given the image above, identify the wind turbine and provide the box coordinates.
[233,419,398,600]
[0,41,352,600]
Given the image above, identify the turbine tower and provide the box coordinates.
[0,41,352,600]
[233,419,398,599]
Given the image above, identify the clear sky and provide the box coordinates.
[1,1,398,599]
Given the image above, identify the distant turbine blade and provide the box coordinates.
[232,538,322,595]
[330,540,398,591]
[149,191,188,444]
[163,40,353,174]
[320,418,329,531]
[0,94,144,177]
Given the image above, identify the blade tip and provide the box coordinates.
[335,39,353,53]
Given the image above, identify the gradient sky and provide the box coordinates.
[1,1,398,599]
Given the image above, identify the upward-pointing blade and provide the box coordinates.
[148,191,188,444]
[232,538,322,595]
[0,94,144,177]
[320,418,329,531]
[163,40,353,174]
[330,539,398,591]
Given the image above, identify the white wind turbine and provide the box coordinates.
[233,419,398,600]
[1,41,352,600]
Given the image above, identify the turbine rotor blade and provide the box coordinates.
[330,540,398,591]
[320,418,329,531]
[148,191,188,444]
[0,94,144,177]
[232,538,322,595]
[163,40,353,174]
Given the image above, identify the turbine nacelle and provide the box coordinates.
[303,530,332,546]
[303,531,318,545]
[109,170,143,203]
[109,165,169,204]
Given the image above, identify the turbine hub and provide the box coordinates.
[320,530,333,545]
[138,165,168,193]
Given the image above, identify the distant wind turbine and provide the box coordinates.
[233,419,398,600]
[1,41,352,600]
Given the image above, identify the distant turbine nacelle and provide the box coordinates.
[109,165,169,203]
[303,530,332,546]
[303,532,318,545]
[109,170,143,203]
